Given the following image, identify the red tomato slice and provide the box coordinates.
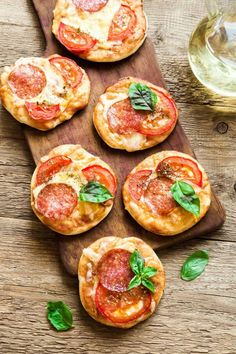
[97,249,133,292]
[95,284,152,324]
[138,89,178,136]
[82,165,116,195]
[108,5,137,41]
[49,56,82,88]
[72,0,108,12]
[58,23,96,53]
[144,177,176,216]
[36,156,72,186]
[36,183,78,221]
[25,102,60,121]
[127,170,152,201]
[8,64,46,100]
[156,156,203,187]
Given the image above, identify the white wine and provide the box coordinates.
[188,14,236,97]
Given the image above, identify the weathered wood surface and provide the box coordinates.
[0,0,235,353]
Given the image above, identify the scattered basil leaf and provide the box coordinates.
[171,180,200,216]
[181,250,209,281]
[141,279,156,294]
[129,249,144,275]
[128,83,158,111]
[128,275,142,290]
[47,301,73,331]
[142,266,158,279]
[79,181,113,203]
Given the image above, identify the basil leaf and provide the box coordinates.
[181,250,209,281]
[47,301,73,331]
[129,249,144,275]
[141,279,156,294]
[142,266,158,279]
[128,275,141,290]
[79,181,113,203]
[128,83,158,111]
[171,180,200,216]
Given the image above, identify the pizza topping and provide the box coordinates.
[171,180,200,216]
[127,170,152,201]
[108,5,136,41]
[58,23,96,53]
[128,83,158,112]
[8,64,46,100]
[97,249,134,292]
[49,56,83,88]
[36,156,72,186]
[25,102,60,121]
[36,183,77,220]
[144,177,176,216]
[79,181,113,203]
[156,156,203,187]
[72,0,108,12]
[95,283,152,323]
[82,165,116,195]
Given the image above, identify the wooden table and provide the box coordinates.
[0,1,235,353]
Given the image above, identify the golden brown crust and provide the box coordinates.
[0,55,90,131]
[78,236,165,328]
[93,77,178,151]
[52,0,147,62]
[123,151,211,236]
[31,144,117,235]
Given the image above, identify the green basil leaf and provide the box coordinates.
[128,275,141,290]
[181,250,209,281]
[129,249,144,275]
[142,266,158,279]
[128,83,158,111]
[141,279,156,294]
[79,181,113,203]
[171,180,200,216]
[47,301,73,331]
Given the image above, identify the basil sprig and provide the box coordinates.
[47,301,73,331]
[79,181,113,203]
[181,250,209,281]
[128,83,158,111]
[171,180,200,216]
[128,250,158,293]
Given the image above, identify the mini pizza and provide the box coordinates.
[79,236,165,328]
[123,151,211,236]
[93,77,178,151]
[31,144,117,235]
[52,0,147,62]
[0,55,90,130]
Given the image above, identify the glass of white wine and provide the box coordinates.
[188,0,236,96]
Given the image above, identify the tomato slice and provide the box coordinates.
[58,23,96,53]
[25,102,60,121]
[49,56,82,88]
[138,89,178,136]
[72,0,108,12]
[127,170,152,201]
[36,156,72,186]
[108,5,137,41]
[156,156,203,187]
[95,283,152,324]
[82,165,116,195]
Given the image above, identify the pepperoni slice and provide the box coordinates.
[144,177,176,216]
[82,165,116,195]
[25,102,60,121]
[36,156,72,186]
[97,249,133,292]
[8,64,46,100]
[58,23,96,53]
[72,0,108,12]
[127,170,152,201]
[108,5,136,41]
[49,56,83,88]
[36,183,77,220]
[156,156,203,187]
[95,284,152,324]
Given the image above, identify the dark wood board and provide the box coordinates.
[25,0,225,276]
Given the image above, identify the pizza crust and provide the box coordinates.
[52,0,147,62]
[31,144,117,235]
[93,77,178,151]
[0,55,90,131]
[123,151,211,236]
[78,236,165,328]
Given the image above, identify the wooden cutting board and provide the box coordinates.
[25,0,225,276]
